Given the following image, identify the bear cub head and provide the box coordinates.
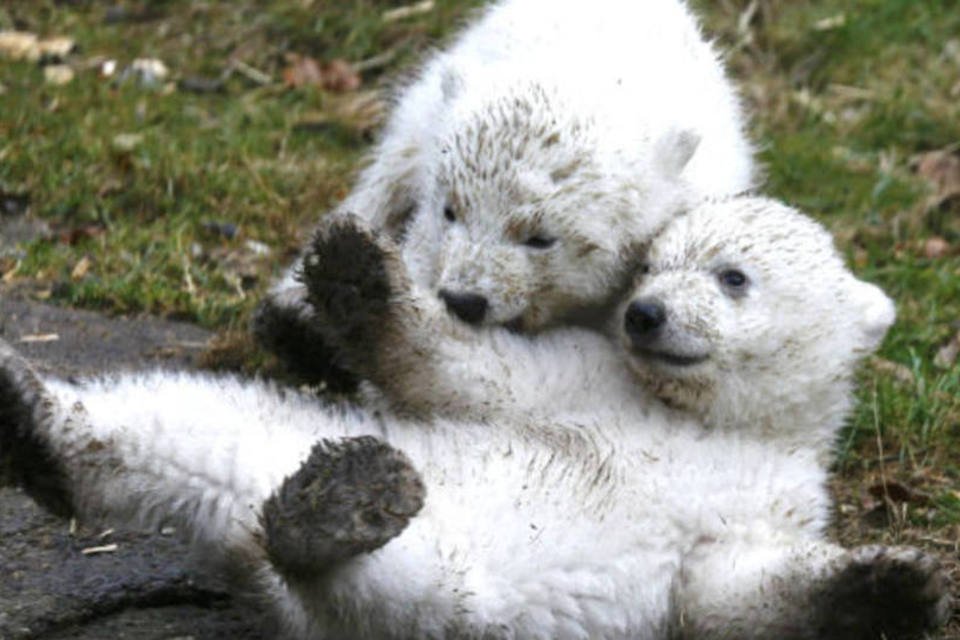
[402,79,700,332]
[617,196,895,447]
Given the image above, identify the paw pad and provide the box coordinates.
[262,435,425,579]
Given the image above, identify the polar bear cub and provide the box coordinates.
[1,198,948,639]
[255,0,755,381]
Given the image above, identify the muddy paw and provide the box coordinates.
[815,545,952,640]
[261,435,425,579]
[251,293,358,392]
[299,215,409,364]
[0,339,73,517]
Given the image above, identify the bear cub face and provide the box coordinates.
[617,196,895,431]
[404,81,697,331]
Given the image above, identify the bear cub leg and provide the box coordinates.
[299,215,413,375]
[0,339,74,517]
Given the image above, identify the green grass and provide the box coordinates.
[0,0,484,325]
[2,0,959,584]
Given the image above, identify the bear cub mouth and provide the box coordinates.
[631,347,710,367]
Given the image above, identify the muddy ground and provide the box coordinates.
[0,294,269,639]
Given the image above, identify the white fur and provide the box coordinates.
[270,0,755,330]
[6,197,909,639]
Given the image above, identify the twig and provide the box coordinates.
[19,333,59,343]
[228,60,273,86]
[383,1,434,23]
[81,543,118,555]
[353,48,400,74]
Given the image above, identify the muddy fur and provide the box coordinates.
[0,345,73,517]
[811,546,952,640]
[251,298,358,393]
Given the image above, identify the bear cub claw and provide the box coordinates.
[261,435,425,579]
[300,215,408,356]
[815,545,952,640]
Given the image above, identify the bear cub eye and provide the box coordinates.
[443,205,457,222]
[718,268,749,295]
[524,234,557,250]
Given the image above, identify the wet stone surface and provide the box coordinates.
[0,293,269,639]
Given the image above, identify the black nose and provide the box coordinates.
[624,299,666,345]
[439,290,489,325]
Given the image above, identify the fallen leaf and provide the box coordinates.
[282,53,360,92]
[813,13,846,31]
[934,331,960,370]
[36,36,76,61]
[913,148,960,206]
[0,31,76,62]
[57,224,106,245]
[282,53,323,88]
[43,64,75,85]
[320,59,361,92]
[112,132,144,152]
[326,90,386,132]
[71,255,92,280]
[869,356,916,385]
[923,236,951,259]
[0,31,39,60]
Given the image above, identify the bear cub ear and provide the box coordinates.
[654,127,702,178]
[850,279,896,352]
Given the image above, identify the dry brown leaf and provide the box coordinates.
[869,356,916,385]
[934,331,960,370]
[913,148,960,205]
[58,224,106,245]
[923,236,952,259]
[71,255,91,280]
[326,89,386,132]
[282,54,360,92]
[321,59,361,92]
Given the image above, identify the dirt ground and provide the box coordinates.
[0,294,270,639]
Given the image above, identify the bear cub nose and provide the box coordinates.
[624,299,667,346]
[439,290,489,325]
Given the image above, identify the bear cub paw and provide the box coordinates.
[261,435,425,579]
[300,215,408,354]
[814,545,952,640]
